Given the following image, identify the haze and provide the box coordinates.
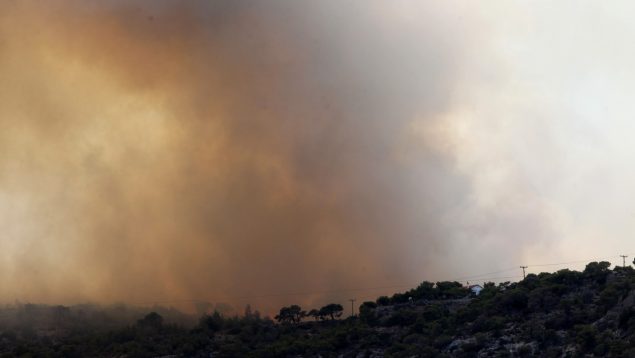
[1,1,634,313]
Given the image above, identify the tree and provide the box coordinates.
[53,305,70,326]
[584,261,612,284]
[412,281,435,300]
[307,309,320,321]
[244,304,260,320]
[275,305,305,324]
[435,281,468,299]
[137,312,163,330]
[200,311,224,332]
[359,301,378,324]
[318,303,344,320]
[584,261,611,275]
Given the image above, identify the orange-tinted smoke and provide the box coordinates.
[0,1,483,313]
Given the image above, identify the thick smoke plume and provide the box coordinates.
[0,1,560,313]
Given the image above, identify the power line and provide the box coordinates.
[128,275,521,306]
[128,254,630,307]
[526,256,620,267]
[463,275,523,283]
[449,267,519,281]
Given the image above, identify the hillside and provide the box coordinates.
[2,261,635,357]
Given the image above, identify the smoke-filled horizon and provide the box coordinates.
[2,1,635,313]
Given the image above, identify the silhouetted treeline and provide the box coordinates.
[0,302,195,333]
[3,262,635,356]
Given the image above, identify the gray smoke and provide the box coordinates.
[0,1,562,313]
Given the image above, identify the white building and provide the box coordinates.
[469,284,483,296]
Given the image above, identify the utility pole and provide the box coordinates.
[348,298,356,317]
[520,266,528,279]
[620,255,628,268]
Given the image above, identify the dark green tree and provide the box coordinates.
[318,303,344,320]
[136,312,163,330]
[275,305,304,324]
[200,311,224,332]
[307,309,320,321]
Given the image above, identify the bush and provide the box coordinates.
[574,324,598,352]
[359,301,378,325]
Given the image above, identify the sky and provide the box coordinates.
[1,1,635,314]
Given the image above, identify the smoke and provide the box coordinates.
[1,0,604,312]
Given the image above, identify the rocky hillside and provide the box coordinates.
[353,261,635,357]
[2,261,635,357]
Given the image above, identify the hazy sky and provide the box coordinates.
[1,1,635,313]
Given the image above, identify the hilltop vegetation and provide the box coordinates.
[3,261,635,357]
